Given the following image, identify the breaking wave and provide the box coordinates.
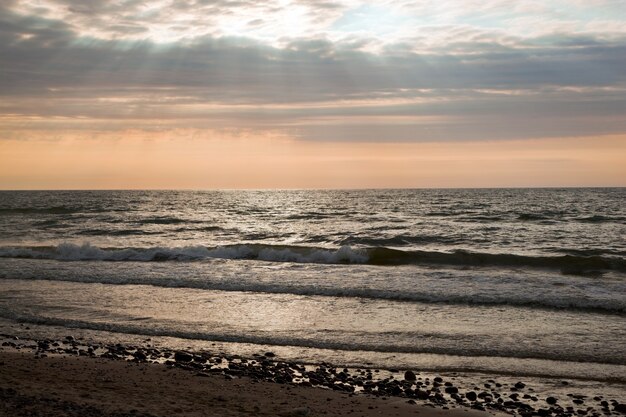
[0,243,624,274]
[0,243,368,264]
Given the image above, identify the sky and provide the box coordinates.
[1,0,625,189]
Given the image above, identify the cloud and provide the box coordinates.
[1,1,625,142]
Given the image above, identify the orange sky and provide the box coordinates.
[1,130,624,189]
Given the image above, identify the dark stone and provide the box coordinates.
[466,391,477,402]
[433,393,446,403]
[404,370,417,381]
[445,386,459,394]
[515,382,526,389]
[614,404,626,414]
[547,397,558,405]
[416,390,430,400]
[264,352,275,357]
[434,377,443,383]
[174,351,193,362]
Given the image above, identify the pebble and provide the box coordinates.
[173,351,193,362]
[3,334,622,417]
[404,370,417,381]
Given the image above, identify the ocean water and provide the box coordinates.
[0,189,625,396]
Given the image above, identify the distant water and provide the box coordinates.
[0,189,625,387]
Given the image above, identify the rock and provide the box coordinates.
[466,391,477,401]
[444,386,459,394]
[264,351,276,358]
[515,382,526,389]
[416,390,430,400]
[434,377,443,383]
[547,397,558,405]
[404,370,417,381]
[174,351,193,362]
[614,403,626,414]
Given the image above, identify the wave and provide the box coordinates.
[0,310,622,366]
[134,217,208,225]
[75,229,162,236]
[367,247,626,274]
[337,235,460,246]
[0,243,368,264]
[423,211,623,224]
[0,243,624,274]
[517,213,553,221]
[0,206,80,215]
[2,272,623,314]
[577,215,625,223]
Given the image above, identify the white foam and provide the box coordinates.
[0,243,368,264]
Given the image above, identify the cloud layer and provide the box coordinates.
[1,0,626,142]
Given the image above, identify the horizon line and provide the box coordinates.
[1,186,625,192]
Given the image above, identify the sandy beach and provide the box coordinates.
[3,335,624,417]
[0,346,501,417]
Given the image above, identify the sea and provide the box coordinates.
[0,189,624,400]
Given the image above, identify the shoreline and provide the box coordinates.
[2,335,624,417]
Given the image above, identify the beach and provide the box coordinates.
[2,334,625,417]
[1,340,508,417]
